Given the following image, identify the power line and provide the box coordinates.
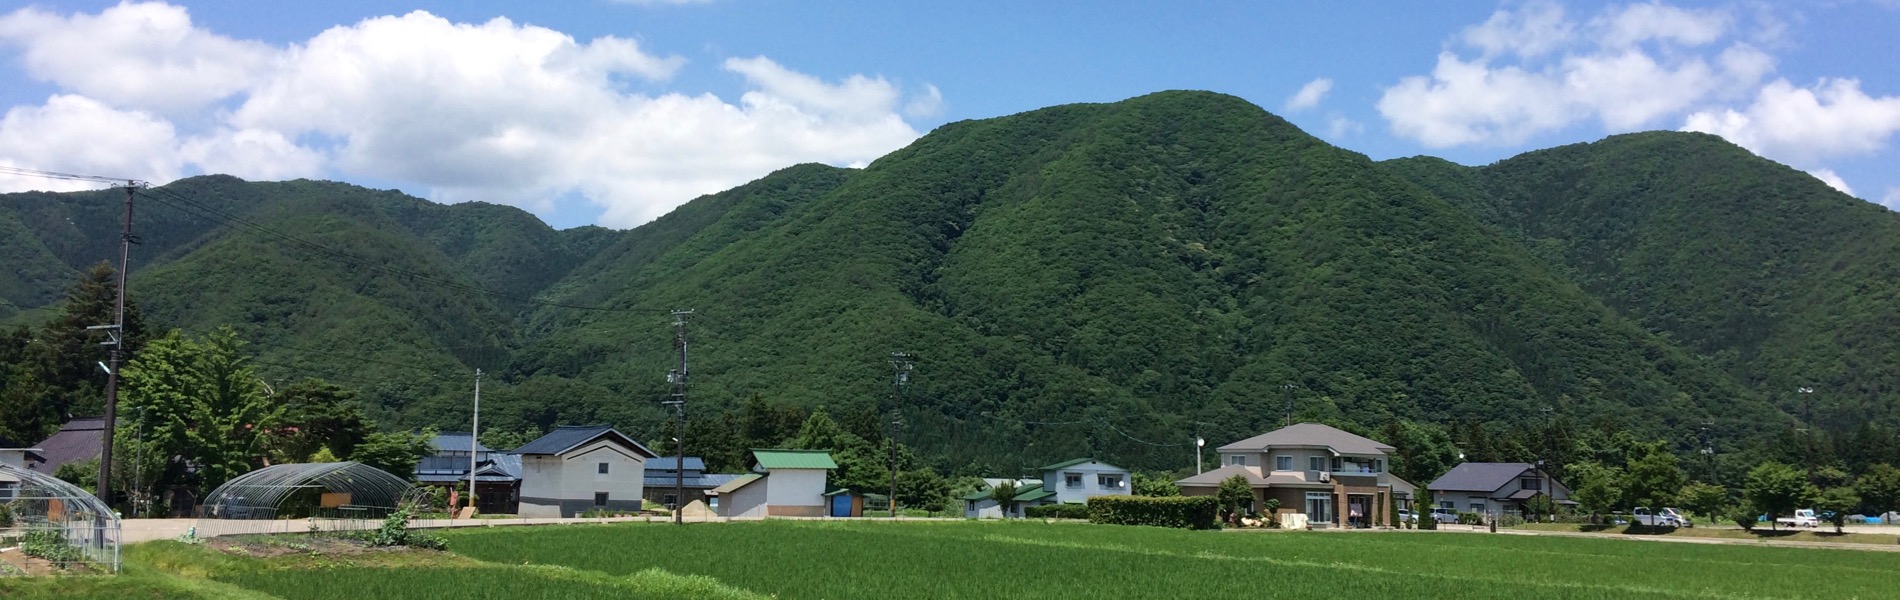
[975,411,1190,447]
[134,186,646,314]
[0,165,145,187]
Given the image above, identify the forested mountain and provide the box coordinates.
[1381,134,1900,433]
[1,91,1886,475]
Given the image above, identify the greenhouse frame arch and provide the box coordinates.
[0,462,120,573]
[198,461,412,536]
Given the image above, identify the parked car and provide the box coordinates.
[1632,506,1690,527]
[1776,509,1819,528]
[1430,507,1460,524]
[1397,509,1416,524]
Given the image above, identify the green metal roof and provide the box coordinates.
[1042,457,1123,471]
[1013,484,1054,502]
[751,449,839,470]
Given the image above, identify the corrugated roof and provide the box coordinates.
[514,425,658,458]
[431,432,491,454]
[709,473,762,495]
[643,474,741,489]
[1428,462,1536,493]
[1013,484,1054,502]
[1040,458,1126,472]
[1215,423,1395,455]
[752,449,838,470]
[645,457,706,472]
[30,418,103,474]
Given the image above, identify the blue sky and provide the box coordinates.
[1,1,1896,228]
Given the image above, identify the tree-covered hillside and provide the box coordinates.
[4,91,1856,476]
[1382,132,1900,433]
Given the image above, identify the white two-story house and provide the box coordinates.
[513,425,658,517]
[1176,422,1415,528]
[1040,458,1132,504]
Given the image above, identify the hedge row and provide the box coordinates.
[1086,495,1219,530]
[1025,503,1090,519]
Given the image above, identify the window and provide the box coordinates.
[1309,456,1325,472]
[1469,502,1485,512]
[598,462,610,474]
[1065,473,1083,488]
[1520,477,1541,491]
[1228,455,1246,466]
[1440,501,1454,509]
[662,493,678,508]
[1275,455,1293,471]
[1097,475,1123,489]
[594,492,609,506]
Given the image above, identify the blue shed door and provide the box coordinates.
[830,495,853,517]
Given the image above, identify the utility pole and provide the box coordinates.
[1540,406,1552,519]
[96,181,138,507]
[665,309,692,525]
[1283,383,1297,428]
[1798,387,1815,475]
[1699,422,1716,483]
[889,352,912,518]
[469,369,482,514]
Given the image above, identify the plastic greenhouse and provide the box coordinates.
[197,461,412,537]
[0,462,120,573]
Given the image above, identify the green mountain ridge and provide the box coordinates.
[2,90,1888,472]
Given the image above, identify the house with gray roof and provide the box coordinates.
[415,432,521,515]
[513,425,658,517]
[642,456,740,509]
[29,417,103,475]
[1427,462,1573,516]
[1176,422,1415,528]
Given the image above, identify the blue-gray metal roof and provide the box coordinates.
[1428,462,1537,493]
[646,456,706,472]
[643,473,742,489]
[513,425,658,458]
[431,432,491,454]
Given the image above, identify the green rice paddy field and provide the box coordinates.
[9,521,1900,599]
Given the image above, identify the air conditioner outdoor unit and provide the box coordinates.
[1318,472,1331,483]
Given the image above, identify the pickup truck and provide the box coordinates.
[1632,506,1691,527]
[1776,509,1819,528]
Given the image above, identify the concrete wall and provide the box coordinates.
[517,439,647,517]
[965,497,1004,519]
[1041,461,1131,504]
[763,468,826,509]
[721,480,768,519]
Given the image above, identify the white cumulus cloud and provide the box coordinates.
[0,1,275,115]
[1807,169,1855,197]
[0,95,182,191]
[0,3,939,228]
[1285,78,1332,112]
[1883,187,1900,211]
[1379,1,1772,147]
[1682,78,1900,165]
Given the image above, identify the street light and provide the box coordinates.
[1196,437,1206,474]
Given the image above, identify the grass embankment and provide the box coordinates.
[11,521,1900,599]
[1516,522,1900,546]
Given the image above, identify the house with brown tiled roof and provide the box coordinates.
[1176,422,1415,528]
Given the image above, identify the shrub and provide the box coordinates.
[1087,496,1218,530]
[20,529,82,564]
[1457,511,1484,525]
[1418,512,1437,530]
[1025,503,1089,519]
[1732,510,1756,531]
[356,507,448,551]
[0,503,12,529]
